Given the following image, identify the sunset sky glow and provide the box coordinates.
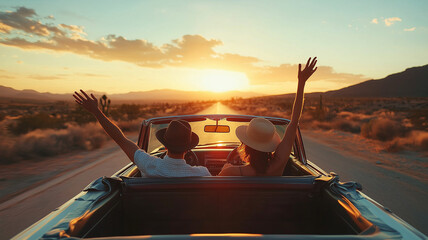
[0,0,427,95]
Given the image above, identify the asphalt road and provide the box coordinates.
[302,133,428,235]
[0,102,426,238]
[0,142,131,239]
[197,102,239,114]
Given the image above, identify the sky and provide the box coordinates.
[0,0,427,95]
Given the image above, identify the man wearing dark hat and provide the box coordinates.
[73,90,211,177]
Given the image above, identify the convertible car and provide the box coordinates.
[14,114,427,240]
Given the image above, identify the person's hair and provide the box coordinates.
[166,148,189,155]
[238,144,272,174]
[167,149,186,155]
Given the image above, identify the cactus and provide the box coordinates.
[316,94,325,120]
[99,94,111,115]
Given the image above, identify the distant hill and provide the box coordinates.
[0,86,263,103]
[0,86,64,102]
[324,64,428,97]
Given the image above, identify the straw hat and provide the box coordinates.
[156,120,199,152]
[236,117,281,152]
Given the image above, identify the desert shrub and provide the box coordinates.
[337,111,372,122]
[0,136,15,164]
[16,129,73,157]
[310,120,333,130]
[15,123,109,158]
[111,104,141,121]
[413,131,428,151]
[332,119,361,133]
[8,112,67,135]
[117,118,143,132]
[302,119,360,133]
[408,109,428,130]
[0,119,14,163]
[361,118,407,141]
[276,101,293,110]
[386,130,428,152]
[65,123,109,150]
[0,122,109,163]
[308,107,326,121]
[68,105,96,125]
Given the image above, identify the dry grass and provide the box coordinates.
[386,130,428,152]
[116,118,144,132]
[361,118,407,141]
[0,100,215,164]
[0,122,109,164]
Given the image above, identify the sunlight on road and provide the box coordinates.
[197,102,240,114]
[148,103,243,152]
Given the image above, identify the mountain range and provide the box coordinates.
[271,64,428,99]
[324,64,428,97]
[1,64,427,102]
[0,86,263,103]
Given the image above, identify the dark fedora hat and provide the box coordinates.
[155,120,199,152]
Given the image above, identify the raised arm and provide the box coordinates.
[73,90,139,162]
[267,57,317,175]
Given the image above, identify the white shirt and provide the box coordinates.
[134,149,211,177]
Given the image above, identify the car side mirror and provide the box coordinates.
[204,125,230,133]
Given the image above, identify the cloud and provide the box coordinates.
[0,74,15,79]
[0,7,365,86]
[0,22,12,33]
[372,17,404,27]
[0,7,63,36]
[77,73,108,78]
[248,64,366,85]
[404,27,416,32]
[384,17,402,26]
[27,74,65,80]
[163,34,223,66]
[26,72,108,80]
[59,24,86,39]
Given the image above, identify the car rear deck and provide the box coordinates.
[43,176,391,239]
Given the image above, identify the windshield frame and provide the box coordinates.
[137,114,306,164]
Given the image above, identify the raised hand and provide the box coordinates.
[298,57,317,84]
[73,90,99,114]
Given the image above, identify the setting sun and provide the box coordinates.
[200,70,250,92]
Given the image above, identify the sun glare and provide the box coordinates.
[200,70,249,92]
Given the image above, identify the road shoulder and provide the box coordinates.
[301,129,428,184]
[0,133,137,204]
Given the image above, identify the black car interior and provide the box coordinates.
[69,176,373,238]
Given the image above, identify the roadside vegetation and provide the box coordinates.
[0,99,214,164]
[1,95,426,164]
[223,96,428,153]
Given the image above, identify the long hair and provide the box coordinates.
[238,144,273,175]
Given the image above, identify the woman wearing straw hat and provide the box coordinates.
[219,57,317,176]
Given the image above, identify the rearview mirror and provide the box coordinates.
[204,125,230,133]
